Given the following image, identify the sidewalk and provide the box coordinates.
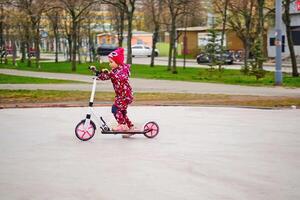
[1,69,300,97]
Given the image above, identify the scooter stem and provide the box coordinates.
[89,77,97,106]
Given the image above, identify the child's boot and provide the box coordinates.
[112,124,129,131]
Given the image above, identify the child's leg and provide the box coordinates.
[112,104,133,128]
[122,110,134,128]
[111,104,126,125]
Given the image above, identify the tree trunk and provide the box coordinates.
[54,29,59,63]
[26,44,31,67]
[67,36,72,61]
[219,0,229,71]
[25,23,32,67]
[126,12,133,64]
[171,17,177,73]
[21,41,26,63]
[87,20,93,63]
[4,24,9,64]
[0,4,3,64]
[284,0,298,77]
[243,39,250,71]
[77,24,81,64]
[35,26,41,69]
[71,21,77,71]
[78,40,81,64]
[167,30,173,71]
[257,0,265,70]
[12,40,17,66]
[172,38,177,74]
[118,10,125,47]
[150,28,159,67]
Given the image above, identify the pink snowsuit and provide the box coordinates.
[97,64,134,128]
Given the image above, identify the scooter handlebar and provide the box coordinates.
[88,66,99,76]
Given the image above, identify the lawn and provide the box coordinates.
[0,73,83,84]
[1,60,300,87]
[1,90,299,108]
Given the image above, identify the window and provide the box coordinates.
[269,36,285,52]
[291,26,300,45]
[132,46,143,49]
[137,39,143,44]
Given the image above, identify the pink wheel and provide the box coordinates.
[143,121,159,138]
[75,120,96,141]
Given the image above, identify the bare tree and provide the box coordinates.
[227,0,258,71]
[58,0,99,71]
[19,0,48,68]
[46,8,62,63]
[109,4,125,47]
[165,0,192,74]
[103,0,138,64]
[256,0,265,69]
[0,1,6,64]
[142,0,163,67]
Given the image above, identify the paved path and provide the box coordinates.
[1,69,300,97]
[0,106,299,200]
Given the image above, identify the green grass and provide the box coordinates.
[1,60,300,87]
[0,73,82,84]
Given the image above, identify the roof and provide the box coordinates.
[176,26,224,32]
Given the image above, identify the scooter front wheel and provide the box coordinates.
[75,120,96,141]
[143,121,159,138]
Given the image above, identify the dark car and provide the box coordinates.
[196,50,234,65]
[96,44,118,56]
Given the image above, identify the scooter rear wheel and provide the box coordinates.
[143,121,159,138]
[75,120,96,141]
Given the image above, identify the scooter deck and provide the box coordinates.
[101,130,147,134]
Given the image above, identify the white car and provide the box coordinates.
[131,44,159,57]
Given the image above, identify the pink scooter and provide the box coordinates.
[74,67,159,141]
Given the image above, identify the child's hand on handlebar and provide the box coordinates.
[89,65,100,77]
[101,68,110,73]
[89,65,97,71]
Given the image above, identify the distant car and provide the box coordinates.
[196,50,234,65]
[97,44,118,56]
[131,44,159,57]
[6,46,13,54]
[28,48,36,57]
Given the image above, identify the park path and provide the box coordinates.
[1,68,300,97]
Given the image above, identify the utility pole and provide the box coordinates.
[0,4,4,48]
[183,9,187,69]
[275,0,283,85]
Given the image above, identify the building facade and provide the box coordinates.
[176,26,244,56]
[267,0,300,58]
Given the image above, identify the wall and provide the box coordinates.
[267,14,300,58]
[226,31,244,51]
[178,31,198,56]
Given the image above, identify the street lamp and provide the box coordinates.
[275,0,283,85]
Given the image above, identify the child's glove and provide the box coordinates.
[101,68,109,73]
[89,65,97,71]
[89,66,100,76]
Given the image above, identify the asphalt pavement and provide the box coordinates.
[0,106,299,200]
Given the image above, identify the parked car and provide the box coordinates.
[196,50,234,65]
[131,44,159,57]
[28,47,36,57]
[6,46,13,54]
[97,44,118,56]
